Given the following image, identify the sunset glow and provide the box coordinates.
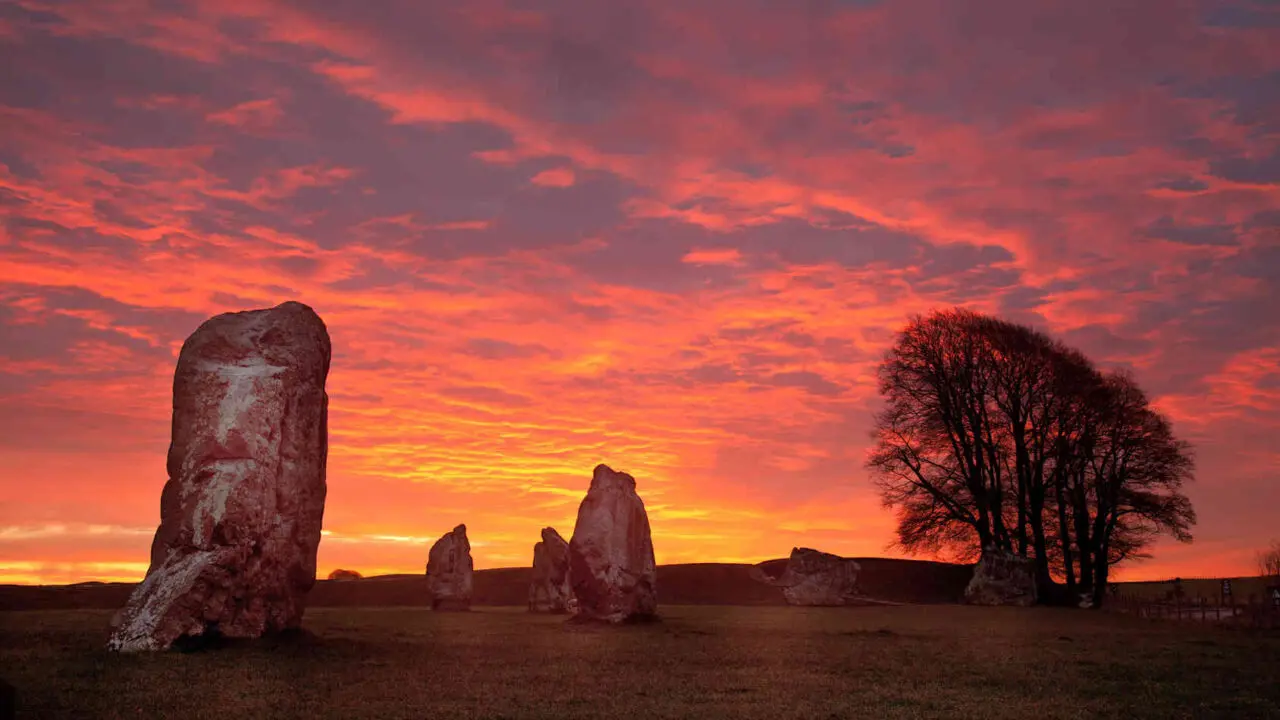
[1,0,1278,585]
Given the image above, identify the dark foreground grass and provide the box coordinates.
[2,605,1278,719]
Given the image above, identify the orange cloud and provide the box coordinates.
[0,0,1277,586]
[682,248,745,266]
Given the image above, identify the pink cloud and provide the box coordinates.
[530,167,575,188]
[205,98,285,133]
[0,0,1277,584]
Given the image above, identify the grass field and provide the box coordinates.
[2,605,1278,719]
[1115,576,1278,604]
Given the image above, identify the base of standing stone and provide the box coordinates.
[430,598,471,611]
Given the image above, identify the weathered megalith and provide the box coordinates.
[426,524,473,611]
[327,569,362,582]
[568,464,657,623]
[529,527,574,613]
[107,301,330,652]
[964,547,1037,606]
[758,547,862,606]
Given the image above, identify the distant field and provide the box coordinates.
[1114,576,1277,604]
[0,558,976,611]
[2,605,1277,719]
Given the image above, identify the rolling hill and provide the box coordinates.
[0,557,976,612]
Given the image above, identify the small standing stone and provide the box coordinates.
[529,527,574,613]
[964,547,1037,606]
[761,547,862,606]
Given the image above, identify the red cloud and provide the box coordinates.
[681,248,744,266]
[0,0,1277,584]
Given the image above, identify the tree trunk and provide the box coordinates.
[1012,419,1031,557]
[1029,482,1052,599]
[975,504,993,550]
[1092,545,1110,609]
[1072,466,1094,598]
[1053,464,1076,597]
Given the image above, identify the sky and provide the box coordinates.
[0,0,1277,586]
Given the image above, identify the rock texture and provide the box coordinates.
[529,527,574,613]
[758,548,862,606]
[426,524,473,611]
[964,548,1037,606]
[108,301,330,652]
[327,569,362,582]
[568,464,657,623]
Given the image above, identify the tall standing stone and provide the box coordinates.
[529,527,573,613]
[425,524,473,611]
[568,464,657,623]
[108,301,330,652]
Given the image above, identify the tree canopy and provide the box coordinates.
[866,308,1196,607]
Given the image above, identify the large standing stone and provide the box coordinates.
[964,547,1037,606]
[529,527,574,613]
[758,547,862,606]
[108,301,330,652]
[425,524,473,611]
[568,464,657,623]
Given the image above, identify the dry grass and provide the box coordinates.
[2,605,1277,719]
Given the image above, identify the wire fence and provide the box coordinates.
[1106,592,1280,630]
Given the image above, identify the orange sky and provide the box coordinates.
[1,0,1278,585]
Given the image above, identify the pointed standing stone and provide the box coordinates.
[568,464,657,623]
[108,301,330,652]
[426,524,473,611]
[529,527,573,613]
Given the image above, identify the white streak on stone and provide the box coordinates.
[198,359,286,445]
[108,548,219,652]
[190,459,257,545]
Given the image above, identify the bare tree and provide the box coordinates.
[1260,540,1280,579]
[867,308,1197,607]
[1075,371,1196,605]
[868,308,1008,556]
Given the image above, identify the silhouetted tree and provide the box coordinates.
[867,308,1197,607]
[1071,371,1196,605]
[1259,540,1280,579]
[868,308,1006,555]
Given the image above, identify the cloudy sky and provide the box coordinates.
[0,0,1277,585]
